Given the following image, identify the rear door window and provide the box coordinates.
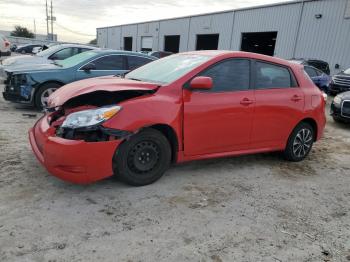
[255,61,294,89]
[304,66,318,77]
[127,56,153,70]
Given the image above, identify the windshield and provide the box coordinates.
[344,68,350,74]
[55,51,97,68]
[125,54,211,84]
[36,44,63,57]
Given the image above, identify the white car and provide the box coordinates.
[0,34,11,57]
[1,43,97,67]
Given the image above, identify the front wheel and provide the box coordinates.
[284,122,314,162]
[34,83,61,109]
[113,128,171,186]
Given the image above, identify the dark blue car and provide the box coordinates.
[289,60,331,93]
[303,65,332,93]
[2,50,156,108]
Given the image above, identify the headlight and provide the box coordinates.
[61,105,122,129]
[333,95,342,105]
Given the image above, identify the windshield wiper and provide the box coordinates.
[53,61,62,67]
[128,77,142,81]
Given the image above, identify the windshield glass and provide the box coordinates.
[55,51,97,68]
[125,54,211,84]
[344,68,350,74]
[35,44,61,57]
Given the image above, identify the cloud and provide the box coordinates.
[0,0,291,42]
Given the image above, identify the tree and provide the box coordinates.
[10,26,34,38]
[89,38,97,45]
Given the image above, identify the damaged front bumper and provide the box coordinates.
[29,114,125,184]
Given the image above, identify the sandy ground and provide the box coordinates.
[0,69,350,261]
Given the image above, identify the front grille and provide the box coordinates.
[333,76,350,87]
[341,101,350,118]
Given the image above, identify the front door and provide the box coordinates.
[183,58,255,156]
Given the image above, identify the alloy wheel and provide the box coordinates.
[292,128,313,158]
[40,87,57,108]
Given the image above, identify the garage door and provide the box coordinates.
[141,36,153,51]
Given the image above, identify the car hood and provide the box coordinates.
[5,63,61,73]
[1,55,48,66]
[48,76,160,107]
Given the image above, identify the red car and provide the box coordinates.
[29,51,326,186]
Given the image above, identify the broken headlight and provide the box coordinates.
[61,105,121,129]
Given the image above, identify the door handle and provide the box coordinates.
[240,98,254,106]
[291,95,303,102]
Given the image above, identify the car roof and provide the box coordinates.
[52,43,98,49]
[90,49,157,59]
[180,50,299,68]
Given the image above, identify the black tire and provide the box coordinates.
[21,50,26,54]
[333,116,344,123]
[284,122,314,162]
[113,128,171,186]
[34,82,61,109]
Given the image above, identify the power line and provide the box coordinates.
[54,22,95,37]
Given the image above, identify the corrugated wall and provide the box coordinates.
[159,18,190,52]
[107,27,121,49]
[137,22,160,51]
[231,2,302,58]
[295,0,350,73]
[97,28,108,48]
[121,25,138,51]
[187,12,234,51]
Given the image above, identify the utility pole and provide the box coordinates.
[50,0,53,40]
[34,19,36,39]
[46,0,49,39]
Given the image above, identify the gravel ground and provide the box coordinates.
[0,77,349,261]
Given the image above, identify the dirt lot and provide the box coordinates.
[0,79,349,261]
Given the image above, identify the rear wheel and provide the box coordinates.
[113,128,171,186]
[284,122,314,162]
[34,83,61,109]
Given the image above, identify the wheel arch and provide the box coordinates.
[298,118,318,141]
[144,124,179,163]
[33,80,65,107]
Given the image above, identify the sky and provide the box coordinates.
[0,0,290,43]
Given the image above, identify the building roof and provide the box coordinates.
[97,0,316,29]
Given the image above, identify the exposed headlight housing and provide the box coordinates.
[333,95,342,105]
[61,105,122,129]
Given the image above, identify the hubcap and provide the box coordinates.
[128,141,160,173]
[41,88,57,107]
[293,128,313,158]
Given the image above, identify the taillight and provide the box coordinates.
[5,41,10,47]
[322,92,327,102]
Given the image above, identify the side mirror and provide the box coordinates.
[190,76,213,90]
[82,63,96,72]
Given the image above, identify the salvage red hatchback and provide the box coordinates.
[29,51,326,186]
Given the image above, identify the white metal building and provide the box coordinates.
[97,0,350,74]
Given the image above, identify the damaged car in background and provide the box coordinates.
[2,50,156,108]
[29,51,326,186]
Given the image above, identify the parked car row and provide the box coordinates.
[2,47,156,108]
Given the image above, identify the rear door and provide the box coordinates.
[75,54,128,80]
[251,60,305,148]
[183,58,255,156]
